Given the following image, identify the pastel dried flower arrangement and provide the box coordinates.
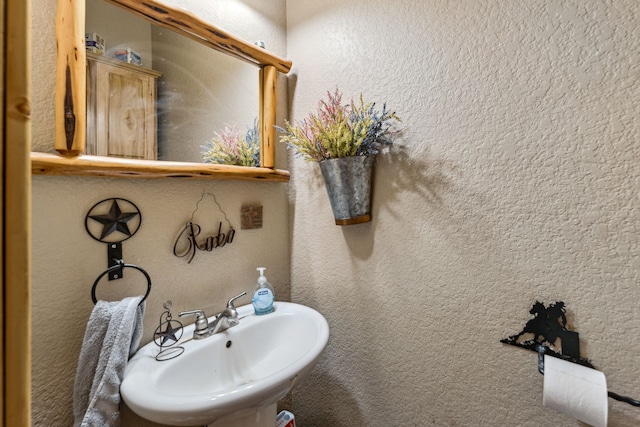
[277,88,401,162]
[201,119,259,167]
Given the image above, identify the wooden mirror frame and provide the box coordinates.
[31,0,292,181]
[4,0,32,424]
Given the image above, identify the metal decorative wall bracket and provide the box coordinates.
[85,197,142,280]
[173,192,236,263]
[501,300,640,407]
[500,301,593,369]
[107,242,123,280]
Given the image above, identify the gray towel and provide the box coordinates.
[73,296,145,427]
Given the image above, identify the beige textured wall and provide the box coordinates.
[30,1,288,426]
[286,0,640,426]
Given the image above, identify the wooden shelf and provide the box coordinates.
[31,152,290,182]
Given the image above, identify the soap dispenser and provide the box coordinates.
[252,267,274,315]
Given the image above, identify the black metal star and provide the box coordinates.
[89,199,140,240]
[156,320,182,346]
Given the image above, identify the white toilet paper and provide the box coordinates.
[543,354,608,427]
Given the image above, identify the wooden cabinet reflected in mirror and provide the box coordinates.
[86,52,162,160]
[32,0,292,181]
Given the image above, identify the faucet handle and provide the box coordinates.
[227,292,247,309]
[178,309,208,332]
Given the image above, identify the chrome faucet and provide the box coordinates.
[179,292,247,340]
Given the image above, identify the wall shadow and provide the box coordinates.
[342,143,459,258]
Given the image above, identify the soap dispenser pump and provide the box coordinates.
[252,267,274,315]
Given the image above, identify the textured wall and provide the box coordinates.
[30,1,289,426]
[286,0,640,426]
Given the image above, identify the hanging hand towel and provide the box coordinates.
[73,296,145,427]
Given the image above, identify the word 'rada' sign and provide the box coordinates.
[173,222,235,263]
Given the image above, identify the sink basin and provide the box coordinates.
[121,302,329,426]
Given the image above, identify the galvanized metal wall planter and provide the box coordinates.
[276,89,401,226]
[318,155,374,226]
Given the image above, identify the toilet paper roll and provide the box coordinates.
[543,354,608,427]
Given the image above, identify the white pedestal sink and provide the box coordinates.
[121,302,329,426]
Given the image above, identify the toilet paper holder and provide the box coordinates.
[534,344,639,407]
[501,300,639,408]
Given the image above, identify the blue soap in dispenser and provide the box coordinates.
[252,267,274,315]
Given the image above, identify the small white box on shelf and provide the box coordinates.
[113,48,142,66]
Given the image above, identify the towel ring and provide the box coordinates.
[91,262,151,306]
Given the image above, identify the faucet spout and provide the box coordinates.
[208,308,238,335]
[179,292,247,340]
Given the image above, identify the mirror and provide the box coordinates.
[32,0,292,181]
[86,0,259,163]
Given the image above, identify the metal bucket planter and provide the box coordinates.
[318,155,374,226]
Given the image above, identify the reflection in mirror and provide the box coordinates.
[35,0,291,181]
[86,0,258,163]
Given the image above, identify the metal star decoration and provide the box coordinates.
[156,320,182,346]
[89,199,140,240]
